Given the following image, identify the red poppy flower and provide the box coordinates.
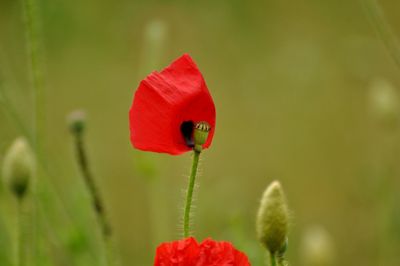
[154,237,251,266]
[129,54,216,155]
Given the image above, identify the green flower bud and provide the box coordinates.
[67,110,86,135]
[256,181,290,254]
[369,78,400,127]
[142,19,168,74]
[300,226,335,266]
[2,137,35,199]
[193,121,211,152]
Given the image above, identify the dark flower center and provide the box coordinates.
[180,121,194,148]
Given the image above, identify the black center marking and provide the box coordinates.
[180,121,194,148]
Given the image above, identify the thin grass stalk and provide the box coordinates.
[0,82,31,140]
[21,0,45,263]
[362,0,400,69]
[22,0,44,148]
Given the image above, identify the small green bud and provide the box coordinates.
[2,137,35,199]
[145,19,168,47]
[141,19,168,75]
[256,181,290,255]
[67,110,86,135]
[193,121,211,152]
[300,226,335,266]
[369,79,400,127]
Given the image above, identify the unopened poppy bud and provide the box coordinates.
[142,20,168,74]
[145,19,167,45]
[67,110,86,135]
[2,137,35,199]
[256,181,289,255]
[193,122,211,152]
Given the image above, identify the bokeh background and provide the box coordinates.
[1,0,400,265]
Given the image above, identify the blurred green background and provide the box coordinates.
[1,0,400,265]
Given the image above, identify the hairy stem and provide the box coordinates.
[363,0,400,69]
[270,253,276,266]
[183,150,201,238]
[17,199,24,266]
[72,132,114,265]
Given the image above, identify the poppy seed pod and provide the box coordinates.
[2,137,35,199]
[193,121,211,152]
[256,181,289,255]
[129,54,216,155]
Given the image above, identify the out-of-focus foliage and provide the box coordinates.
[1,0,400,265]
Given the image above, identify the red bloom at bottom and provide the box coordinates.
[154,237,251,266]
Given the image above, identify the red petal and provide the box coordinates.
[129,54,216,155]
[154,237,200,266]
[198,239,251,266]
[154,238,251,266]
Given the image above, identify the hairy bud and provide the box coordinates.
[256,181,289,254]
[2,137,35,199]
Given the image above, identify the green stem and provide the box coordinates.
[17,198,24,266]
[270,253,276,266]
[0,82,31,140]
[22,1,43,264]
[22,0,44,149]
[73,132,114,265]
[183,150,201,238]
[363,0,400,69]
